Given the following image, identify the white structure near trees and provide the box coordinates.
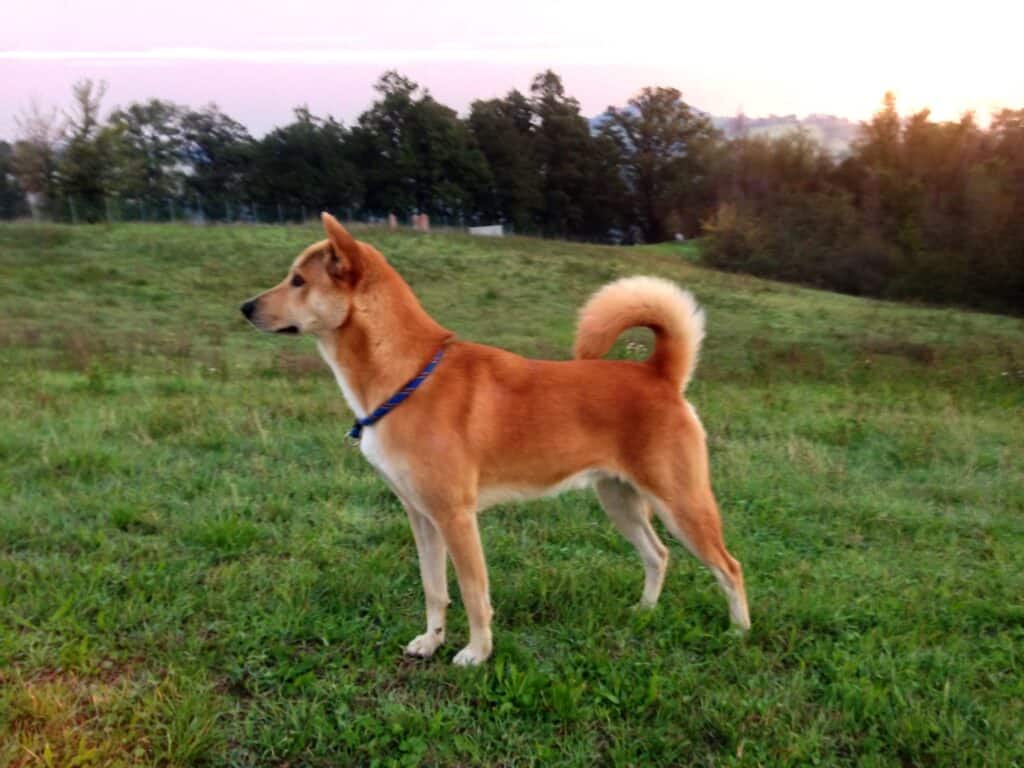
[468,224,503,237]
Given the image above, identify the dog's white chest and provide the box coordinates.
[359,430,390,474]
[359,429,417,502]
[314,336,416,504]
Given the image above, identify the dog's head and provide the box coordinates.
[240,212,364,335]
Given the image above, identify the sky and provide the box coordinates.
[2,0,1022,140]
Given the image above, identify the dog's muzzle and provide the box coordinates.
[241,299,299,334]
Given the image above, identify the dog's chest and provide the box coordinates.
[359,431,391,474]
[314,338,421,505]
[359,430,415,500]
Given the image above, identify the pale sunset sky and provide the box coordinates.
[1,0,1021,139]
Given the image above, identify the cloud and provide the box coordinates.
[0,46,612,64]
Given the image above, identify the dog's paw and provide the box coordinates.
[727,624,751,639]
[405,630,444,659]
[631,599,658,612]
[452,645,489,667]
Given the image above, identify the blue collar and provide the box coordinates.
[348,347,446,441]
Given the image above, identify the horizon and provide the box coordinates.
[3,0,1021,141]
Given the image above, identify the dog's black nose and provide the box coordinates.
[240,300,256,319]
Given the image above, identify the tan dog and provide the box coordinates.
[241,213,749,666]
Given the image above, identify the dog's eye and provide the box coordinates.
[290,274,305,288]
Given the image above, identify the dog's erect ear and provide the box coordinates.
[321,212,361,280]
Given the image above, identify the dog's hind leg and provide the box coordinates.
[595,476,669,608]
[636,413,750,631]
[402,502,450,659]
[650,488,749,631]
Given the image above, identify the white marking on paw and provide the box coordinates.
[405,631,445,658]
[710,565,751,631]
[452,646,488,667]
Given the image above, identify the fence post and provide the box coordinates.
[168,198,175,222]
[68,196,79,225]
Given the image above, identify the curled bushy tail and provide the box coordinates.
[573,276,705,391]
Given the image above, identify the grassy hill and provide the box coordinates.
[1,222,1022,766]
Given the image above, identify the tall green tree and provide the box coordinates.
[0,141,29,218]
[406,93,492,221]
[181,104,255,216]
[601,87,720,240]
[847,91,909,240]
[351,71,491,221]
[250,106,361,217]
[106,99,186,215]
[468,90,541,232]
[579,130,629,240]
[58,79,114,221]
[984,108,1024,309]
[348,72,419,215]
[529,70,594,238]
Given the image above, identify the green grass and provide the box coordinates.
[1,222,1022,766]
[636,238,703,263]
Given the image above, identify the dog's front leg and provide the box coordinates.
[403,504,450,659]
[436,510,493,666]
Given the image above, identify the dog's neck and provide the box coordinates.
[315,266,451,419]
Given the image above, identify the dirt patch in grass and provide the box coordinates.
[1,663,153,767]
[861,337,938,365]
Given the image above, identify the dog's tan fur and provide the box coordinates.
[241,213,749,665]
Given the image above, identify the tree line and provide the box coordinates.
[2,73,1021,313]
[706,94,1024,314]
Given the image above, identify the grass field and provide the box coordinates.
[1,222,1023,766]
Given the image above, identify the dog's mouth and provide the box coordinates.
[275,325,300,335]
